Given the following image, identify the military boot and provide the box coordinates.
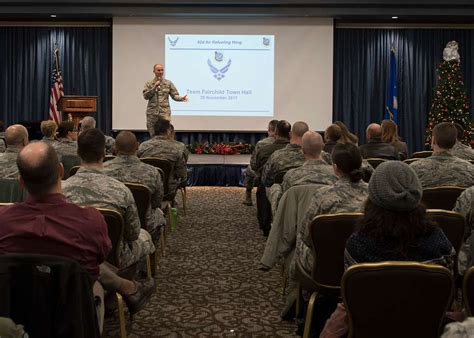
[243,189,253,206]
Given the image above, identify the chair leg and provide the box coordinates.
[281,263,287,296]
[160,227,166,257]
[303,292,318,338]
[296,283,302,319]
[179,187,186,216]
[115,293,127,338]
[145,255,152,279]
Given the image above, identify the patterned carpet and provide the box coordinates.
[104,187,298,337]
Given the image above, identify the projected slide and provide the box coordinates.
[165,34,274,117]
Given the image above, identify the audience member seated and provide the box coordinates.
[39,120,58,145]
[80,116,115,155]
[381,119,408,158]
[0,124,28,178]
[334,121,358,145]
[359,123,400,160]
[253,120,291,236]
[410,122,474,188]
[320,161,455,338]
[169,123,189,163]
[282,131,336,193]
[53,120,77,159]
[451,122,474,161]
[63,128,155,269]
[454,186,474,275]
[104,131,165,240]
[297,143,369,281]
[137,119,187,194]
[243,119,277,206]
[323,124,342,154]
[0,142,155,317]
[262,121,309,187]
[0,120,6,152]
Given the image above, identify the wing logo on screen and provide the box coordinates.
[207,54,232,81]
[168,36,179,47]
[263,37,270,46]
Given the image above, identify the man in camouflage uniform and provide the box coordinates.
[0,124,28,178]
[242,119,278,206]
[138,118,187,194]
[454,186,474,275]
[282,131,337,193]
[143,64,188,136]
[62,128,155,269]
[53,121,77,159]
[261,121,309,187]
[452,123,474,161]
[410,122,474,188]
[104,131,165,239]
[80,116,115,155]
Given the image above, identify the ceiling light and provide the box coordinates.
[392,16,399,19]
[50,14,57,18]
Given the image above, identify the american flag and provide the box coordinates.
[48,48,64,124]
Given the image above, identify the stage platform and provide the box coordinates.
[187,154,250,186]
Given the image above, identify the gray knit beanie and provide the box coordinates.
[368,161,422,211]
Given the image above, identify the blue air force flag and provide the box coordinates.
[385,48,398,124]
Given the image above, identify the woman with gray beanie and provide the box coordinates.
[320,161,455,338]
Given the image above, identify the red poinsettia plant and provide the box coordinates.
[187,142,254,155]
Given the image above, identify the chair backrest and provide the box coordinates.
[61,155,81,180]
[310,213,363,288]
[0,254,100,338]
[365,158,387,170]
[274,171,287,184]
[463,266,474,316]
[342,262,453,338]
[427,209,465,255]
[0,178,27,202]
[69,165,80,177]
[422,186,465,210]
[103,155,116,162]
[124,182,151,230]
[140,157,172,196]
[403,158,419,165]
[412,150,433,158]
[97,208,124,267]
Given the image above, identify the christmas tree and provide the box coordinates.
[425,42,472,146]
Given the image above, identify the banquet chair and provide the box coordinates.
[463,266,474,315]
[411,150,433,158]
[365,158,387,170]
[0,178,26,202]
[342,262,453,338]
[422,186,465,210]
[61,154,81,180]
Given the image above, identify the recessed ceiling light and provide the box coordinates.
[50,14,57,18]
[392,16,399,19]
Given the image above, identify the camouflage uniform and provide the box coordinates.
[143,77,185,136]
[172,139,189,163]
[62,167,155,269]
[245,136,275,189]
[53,139,77,159]
[296,177,369,276]
[0,132,5,153]
[262,143,305,187]
[282,159,337,193]
[410,151,474,188]
[103,155,165,234]
[137,135,187,193]
[105,135,115,155]
[451,141,474,161]
[454,186,474,275]
[0,147,21,178]
[40,137,57,146]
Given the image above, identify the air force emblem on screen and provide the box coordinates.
[263,37,270,46]
[168,36,179,47]
[207,52,231,81]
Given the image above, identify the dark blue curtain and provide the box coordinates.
[0,26,111,135]
[334,28,474,153]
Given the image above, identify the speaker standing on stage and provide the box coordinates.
[143,63,188,136]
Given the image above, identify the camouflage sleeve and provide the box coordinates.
[123,190,141,242]
[174,153,188,181]
[281,173,291,193]
[169,81,183,101]
[261,159,274,187]
[151,170,164,209]
[454,190,474,239]
[143,81,157,100]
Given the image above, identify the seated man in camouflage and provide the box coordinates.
[40,120,58,145]
[454,186,474,276]
[169,123,189,163]
[451,122,474,161]
[410,122,474,188]
[137,118,187,194]
[53,120,77,159]
[63,128,155,269]
[104,131,165,240]
[242,119,278,206]
[80,116,115,155]
[0,124,29,178]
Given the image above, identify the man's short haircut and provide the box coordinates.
[77,128,105,163]
[57,121,74,138]
[433,122,457,149]
[291,121,309,137]
[453,122,464,141]
[17,143,59,196]
[302,131,323,157]
[154,118,171,135]
[268,119,278,132]
[40,120,57,138]
[325,124,342,143]
[115,131,138,155]
[276,120,291,139]
[5,125,28,146]
[81,116,96,131]
[366,123,382,139]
